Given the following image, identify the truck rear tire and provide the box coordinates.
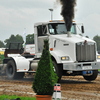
[52,61,63,83]
[6,60,24,79]
[83,70,98,81]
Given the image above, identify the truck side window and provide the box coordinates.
[71,25,76,34]
[43,25,47,35]
[37,25,42,36]
[49,24,55,34]
[37,25,47,36]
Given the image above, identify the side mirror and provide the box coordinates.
[81,26,84,33]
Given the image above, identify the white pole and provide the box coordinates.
[49,9,53,20]
[23,28,26,48]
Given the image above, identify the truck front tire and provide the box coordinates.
[52,61,63,83]
[83,70,98,81]
[6,60,24,79]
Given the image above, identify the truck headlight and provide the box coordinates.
[61,56,69,60]
[97,55,100,59]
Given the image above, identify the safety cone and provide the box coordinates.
[52,84,62,100]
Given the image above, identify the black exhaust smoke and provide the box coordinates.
[60,0,76,31]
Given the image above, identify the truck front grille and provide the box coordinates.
[76,42,96,62]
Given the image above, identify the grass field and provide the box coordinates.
[0,51,5,64]
[0,94,36,100]
[98,69,100,71]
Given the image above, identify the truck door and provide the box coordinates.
[37,25,48,53]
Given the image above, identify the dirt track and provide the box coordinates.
[0,74,100,100]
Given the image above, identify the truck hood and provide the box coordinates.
[50,34,95,43]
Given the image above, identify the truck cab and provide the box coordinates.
[34,20,100,82]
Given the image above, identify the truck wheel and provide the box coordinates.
[52,61,63,83]
[6,60,24,79]
[83,70,98,81]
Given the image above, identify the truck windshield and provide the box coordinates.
[48,23,76,35]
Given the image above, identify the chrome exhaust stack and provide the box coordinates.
[67,31,71,37]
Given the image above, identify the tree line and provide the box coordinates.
[93,35,100,52]
[0,34,100,52]
[0,33,34,48]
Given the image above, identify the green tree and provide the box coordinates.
[0,40,5,47]
[26,34,34,44]
[4,33,34,48]
[32,39,58,95]
[4,34,24,48]
[4,35,16,43]
[16,34,24,43]
[4,34,23,43]
[93,35,100,51]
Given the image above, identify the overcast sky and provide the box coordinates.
[0,0,100,42]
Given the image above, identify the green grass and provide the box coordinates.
[0,94,36,100]
[0,54,5,64]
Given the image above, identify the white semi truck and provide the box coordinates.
[3,20,100,82]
